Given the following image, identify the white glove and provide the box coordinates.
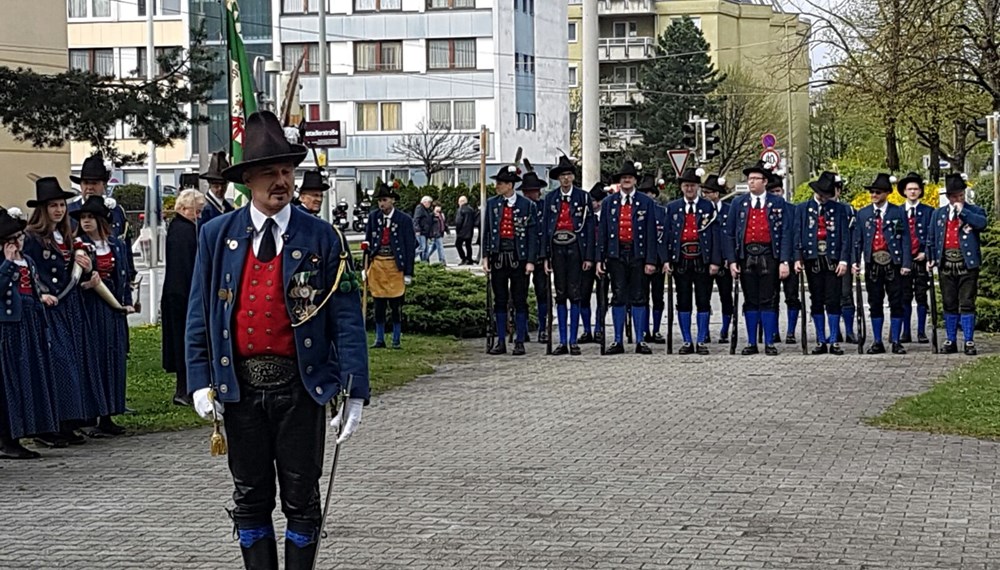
[361,269,367,282]
[404,275,412,285]
[330,398,364,445]
[193,387,224,421]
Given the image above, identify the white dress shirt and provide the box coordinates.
[249,203,291,256]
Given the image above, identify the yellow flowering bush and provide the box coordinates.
[850,183,941,210]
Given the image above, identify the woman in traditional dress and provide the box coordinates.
[0,206,60,459]
[161,189,204,406]
[73,195,135,436]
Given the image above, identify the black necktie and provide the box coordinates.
[258,218,277,262]
[754,197,761,209]
[624,195,631,206]
[687,202,695,214]
[908,208,915,219]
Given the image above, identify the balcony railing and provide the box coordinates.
[598,0,654,15]
[599,82,643,106]
[598,37,654,61]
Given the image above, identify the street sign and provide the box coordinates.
[760,148,780,171]
[761,133,777,149]
[302,121,343,148]
[667,149,691,177]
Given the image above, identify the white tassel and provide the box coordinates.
[634,161,643,171]
[695,167,706,177]
[105,197,118,210]
[889,175,898,184]
[7,207,24,220]
[835,175,842,182]
[961,173,969,181]
[717,177,726,186]
[657,178,665,186]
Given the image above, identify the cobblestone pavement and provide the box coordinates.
[1,348,997,569]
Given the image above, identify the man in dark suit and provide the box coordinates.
[454,195,476,265]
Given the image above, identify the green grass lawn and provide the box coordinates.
[119,326,465,434]
[869,355,1000,439]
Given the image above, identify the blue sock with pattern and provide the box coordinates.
[569,304,580,344]
[612,306,626,344]
[678,312,693,344]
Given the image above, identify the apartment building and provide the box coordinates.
[276,0,570,194]
[567,0,811,184]
[2,0,71,207]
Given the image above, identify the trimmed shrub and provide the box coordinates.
[112,183,146,211]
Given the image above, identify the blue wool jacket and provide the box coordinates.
[723,192,794,263]
[853,203,913,269]
[795,198,851,264]
[597,190,659,265]
[926,203,988,269]
[663,197,722,266]
[483,194,539,263]
[539,186,594,261]
[364,208,417,275]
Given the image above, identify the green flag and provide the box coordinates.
[226,0,256,202]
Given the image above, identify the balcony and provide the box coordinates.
[599,0,655,15]
[601,128,642,152]
[598,37,655,62]
[600,82,643,106]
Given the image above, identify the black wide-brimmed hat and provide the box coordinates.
[864,173,895,193]
[200,151,230,182]
[299,170,329,192]
[221,111,308,184]
[589,182,608,202]
[766,172,784,191]
[677,167,702,185]
[27,177,77,208]
[519,171,547,192]
[637,175,659,196]
[548,155,577,180]
[944,173,968,195]
[491,164,522,184]
[742,160,771,178]
[0,207,28,241]
[614,160,641,182]
[373,181,400,200]
[808,171,837,197]
[71,153,111,184]
[69,195,112,221]
[896,171,924,196]
[700,174,727,194]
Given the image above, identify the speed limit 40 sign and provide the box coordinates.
[760,148,780,171]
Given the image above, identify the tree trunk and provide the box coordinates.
[884,119,900,172]
[928,130,941,183]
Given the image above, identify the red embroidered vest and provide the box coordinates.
[234,249,295,359]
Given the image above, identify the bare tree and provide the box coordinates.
[389,120,480,182]
[709,67,781,176]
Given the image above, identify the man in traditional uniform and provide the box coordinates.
[927,173,987,355]
[638,174,668,344]
[724,161,793,355]
[364,181,416,349]
[540,155,593,355]
[296,169,329,217]
[700,174,734,343]
[185,111,369,569]
[796,171,850,355]
[835,176,859,343]
[664,168,721,354]
[897,172,934,344]
[579,182,609,344]
[200,150,236,225]
[852,173,912,354]
[596,160,658,355]
[767,171,802,344]
[69,153,135,280]
[519,171,549,344]
[483,164,538,356]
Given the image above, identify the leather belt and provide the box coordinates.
[817,240,828,255]
[745,243,771,256]
[376,250,394,258]
[236,355,298,389]
[944,249,964,263]
[552,230,577,246]
[499,239,516,252]
[872,250,892,266]
[681,241,701,259]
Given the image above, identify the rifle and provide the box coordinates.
[928,265,939,353]
[799,268,808,354]
[359,242,370,324]
[730,270,740,355]
[666,272,674,354]
[546,269,554,355]
[855,270,867,354]
[626,304,633,344]
[485,262,495,353]
[311,377,352,570]
[598,274,607,355]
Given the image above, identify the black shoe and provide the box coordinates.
[785,334,797,345]
[0,439,40,460]
[678,342,695,355]
[696,343,709,355]
[829,343,845,355]
[537,331,548,344]
[488,342,507,355]
[965,341,978,356]
[578,332,594,344]
[606,342,624,355]
[525,333,532,342]
[173,393,193,407]
[811,343,828,355]
[771,333,782,345]
[285,535,318,570]
[569,344,581,355]
[33,433,68,449]
[552,344,569,356]
[59,428,86,446]
[718,332,729,345]
[741,345,759,355]
[845,333,858,344]
[650,332,666,345]
[917,332,929,344]
[371,340,387,349]
[764,344,779,356]
[891,342,907,355]
[97,417,126,436]
[240,538,278,570]
[594,331,605,343]
[900,332,913,343]
[635,342,653,355]
[391,343,402,350]
[940,341,958,354]
[866,342,886,355]
[512,342,526,356]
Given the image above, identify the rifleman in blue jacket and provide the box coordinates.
[364,180,417,349]
[926,173,988,355]
[896,172,935,344]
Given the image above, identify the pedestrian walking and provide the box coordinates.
[454,195,476,265]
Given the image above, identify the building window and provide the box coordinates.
[427,39,476,71]
[68,0,111,18]
[457,167,480,187]
[356,102,402,131]
[429,101,452,129]
[454,101,475,130]
[69,49,114,77]
[613,65,639,84]
[358,170,382,194]
[568,65,578,88]
[355,0,401,10]
[282,0,310,13]
[526,55,535,75]
[516,112,536,131]
[568,22,578,43]
[135,46,181,77]
[427,0,475,8]
[671,16,702,30]
[138,0,181,16]
[569,111,578,133]
[613,21,638,38]
[430,170,454,187]
[613,110,636,130]
[355,41,403,73]
[389,169,409,183]
[427,101,476,130]
[283,43,324,73]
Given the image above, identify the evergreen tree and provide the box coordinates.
[635,17,721,176]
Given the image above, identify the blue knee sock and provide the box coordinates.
[812,314,827,344]
[495,313,507,344]
[787,308,799,336]
[612,306,626,344]
[569,304,580,344]
[392,322,401,346]
[916,306,927,336]
[944,313,959,343]
[745,311,760,346]
[678,312,693,344]
[843,307,855,336]
[721,314,732,336]
[761,311,779,344]
[515,312,528,342]
[632,306,649,343]
[826,314,841,344]
[961,314,976,343]
[902,305,913,336]
[653,309,664,334]
[581,307,592,334]
[872,317,884,343]
[537,304,547,334]
[556,304,568,345]
[890,318,902,343]
[696,312,710,344]
[238,525,275,548]
[375,322,385,343]
[285,528,316,548]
